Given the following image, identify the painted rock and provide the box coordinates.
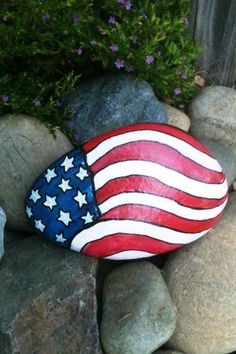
[25,123,228,260]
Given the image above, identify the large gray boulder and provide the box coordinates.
[0,237,101,354]
[0,207,6,260]
[64,74,168,143]
[164,192,236,354]
[189,86,236,153]
[100,262,176,354]
[0,114,73,232]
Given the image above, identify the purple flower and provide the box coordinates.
[73,132,80,142]
[125,1,132,10]
[146,55,154,65]
[2,95,9,103]
[42,12,50,22]
[73,14,81,22]
[115,58,124,69]
[90,39,97,46]
[76,47,83,56]
[33,98,41,106]
[2,16,8,22]
[109,43,119,52]
[143,14,148,20]
[117,0,125,3]
[174,87,181,96]
[127,66,134,72]
[184,17,189,25]
[109,16,117,25]
[181,73,188,80]
[68,119,76,128]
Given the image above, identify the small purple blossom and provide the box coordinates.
[67,119,76,129]
[2,16,8,22]
[125,1,132,10]
[109,16,117,25]
[127,66,134,72]
[184,16,189,25]
[181,73,188,80]
[143,13,148,20]
[115,58,124,69]
[90,39,97,46]
[2,95,9,103]
[33,98,41,106]
[174,87,181,96]
[42,12,50,22]
[76,47,83,56]
[146,55,154,65]
[73,14,81,22]
[109,43,119,52]
[117,0,125,3]
[73,132,80,142]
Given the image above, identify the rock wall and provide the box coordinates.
[189,0,236,87]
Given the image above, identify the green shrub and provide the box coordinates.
[0,0,199,131]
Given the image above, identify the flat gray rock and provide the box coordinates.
[64,74,168,143]
[0,237,101,354]
[189,86,236,153]
[0,114,73,232]
[197,138,236,186]
[100,262,176,354]
[0,207,6,260]
[164,193,236,354]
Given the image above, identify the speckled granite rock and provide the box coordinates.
[64,74,168,143]
[0,237,101,354]
[189,86,236,153]
[101,262,176,354]
[164,192,236,354]
[0,114,73,232]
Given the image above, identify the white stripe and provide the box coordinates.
[94,161,228,199]
[70,220,210,252]
[99,192,228,221]
[86,130,222,172]
[104,250,157,260]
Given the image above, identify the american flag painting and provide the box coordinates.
[25,123,228,260]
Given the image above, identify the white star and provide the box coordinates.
[61,156,74,172]
[44,168,57,183]
[35,219,46,232]
[43,195,57,210]
[56,233,67,243]
[58,178,72,192]
[29,189,41,203]
[26,206,32,218]
[58,210,72,226]
[81,211,94,224]
[74,190,87,207]
[76,167,89,181]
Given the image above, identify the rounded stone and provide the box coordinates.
[153,351,183,354]
[163,103,191,132]
[63,74,168,143]
[189,86,236,153]
[0,114,73,232]
[163,192,236,354]
[100,262,177,354]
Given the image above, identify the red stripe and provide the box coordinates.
[99,205,223,233]
[81,233,183,258]
[83,123,212,156]
[91,141,224,183]
[95,176,228,209]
